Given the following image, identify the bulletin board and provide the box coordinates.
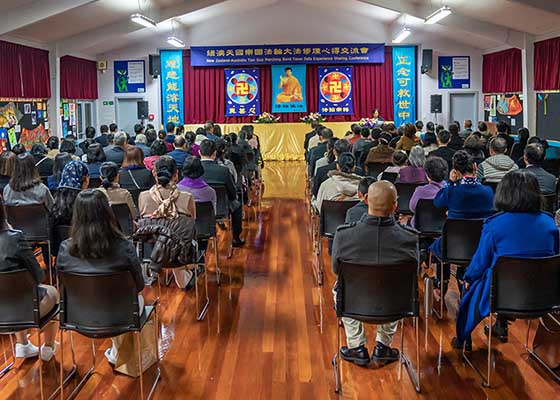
[483,93,524,131]
[0,99,49,152]
[438,56,470,89]
[60,99,77,138]
[537,92,560,141]
[114,60,146,94]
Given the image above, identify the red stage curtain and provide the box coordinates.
[60,56,98,99]
[183,47,393,124]
[482,48,522,93]
[0,40,50,98]
[534,37,560,91]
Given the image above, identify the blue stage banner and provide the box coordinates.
[190,44,385,66]
[114,60,145,93]
[225,68,260,117]
[392,46,416,126]
[160,50,184,126]
[438,56,470,89]
[272,65,306,113]
[318,66,354,115]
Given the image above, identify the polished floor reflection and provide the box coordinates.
[0,161,558,399]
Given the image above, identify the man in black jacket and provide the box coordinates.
[307,127,333,176]
[303,121,321,157]
[448,122,464,151]
[199,140,244,246]
[522,143,557,194]
[332,181,418,367]
[345,177,376,223]
[313,139,351,197]
[429,130,455,172]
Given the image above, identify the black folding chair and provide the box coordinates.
[395,183,422,215]
[195,201,220,286]
[414,199,447,237]
[381,172,398,183]
[111,203,134,238]
[333,260,420,393]
[542,193,557,213]
[463,256,560,387]
[5,205,53,284]
[430,219,484,320]
[212,185,233,259]
[87,177,102,189]
[482,181,499,193]
[315,200,359,285]
[0,270,76,400]
[129,188,143,209]
[58,270,160,400]
[366,163,390,178]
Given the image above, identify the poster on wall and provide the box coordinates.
[114,60,146,94]
[225,68,260,117]
[392,46,417,126]
[318,66,354,115]
[0,99,48,150]
[61,99,77,137]
[271,64,306,113]
[438,56,470,89]
[160,50,184,125]
[484,93,523,128]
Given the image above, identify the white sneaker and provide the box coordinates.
[15,342,39,359]
[104,347,117,365]
[40,343,57,362]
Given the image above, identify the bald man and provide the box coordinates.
[332,181,418,367]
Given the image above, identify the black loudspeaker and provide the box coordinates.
[149,54,160,77]
[430,94,442,114]
[137,101,149,119]
[421,49,433,74]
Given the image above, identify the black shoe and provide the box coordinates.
[372,342,399,364]
[451,336,472,352]
[339,345,370,367]
[484,322,508,343]
[232,238,245,248]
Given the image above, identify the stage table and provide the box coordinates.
[183,122,358,161]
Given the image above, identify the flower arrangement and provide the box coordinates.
[254,112,280,124]
[300,112,325,124]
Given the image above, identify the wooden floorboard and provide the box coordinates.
[0,161,558,399]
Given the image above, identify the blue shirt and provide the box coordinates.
[434,177,494,219]
[167,148,191,169]
[136,143,152,157]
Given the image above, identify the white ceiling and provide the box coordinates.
[1,0,559,57]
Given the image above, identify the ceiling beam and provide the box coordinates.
[359,0,527,49]
[57,0,226,56]
[509,0,560,15]
[0,0,97,36]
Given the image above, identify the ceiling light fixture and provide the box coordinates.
[167,36,185,48]
[131,13,157,28]
[424,6,452,25]
[392,27,411,44]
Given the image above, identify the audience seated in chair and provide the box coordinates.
[364,132,394,166]
[314,137,337,175]
[314,152,362,213]
[313,139,352,197]
[144,140,168,171]
[477,137,518,184]
[31,143,54,179]
[395,123,419,152]
[421,130,438,156]
[397,145,428,184]
[84,143,107,179]
[3,154,54,210]
[352,127,372,162]
[521,143,556,195]
[167,136,191,170]
[46,136,60,159]
[134,133,152,157]
[448,123,465,152]
[97,161,137,220]
[104,131,127,167]
[409,156,448,228]
[138,156,198,290]
[345,176,376,224]
[428,129,455,172]
[118,146,155,193]
[56,190,144,365]
[0,151,16,193]
[48,152,72,190]
[377,151,408,181]
[332,181,418,366]
[463,134,486,166]
[453,171,560,350]
[178,156,217,213]
[307,127,334,177]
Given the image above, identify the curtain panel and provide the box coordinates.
[534,37,560,91]
[482,48,522,93]
[60,56,98,99]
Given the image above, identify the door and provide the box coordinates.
[116,98,143,136]
[449,92,477,127]
[76,100,96,139]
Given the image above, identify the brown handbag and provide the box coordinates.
[532,312,560,370]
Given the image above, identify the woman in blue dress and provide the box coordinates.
[452,171,560,349]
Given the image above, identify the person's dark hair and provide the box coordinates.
[326,138,338,164]
[154,156,177,187]
[464,135,482,152]
[109,123,118,132]
[415,120,424,131]
[452,150,475,175]
[392,151,408,166]
[182,156,204,179]
[524,143,545,166]
[46,136,59,150]
[478,121,487,132]
[321,127,334,140]
[464,120,472,129]
[158,130,166,140]
[200,139,217,157]
[518,128,530,146]
[358,176,376,196]
[31,143,48,157]
[285,67,292,72]
[426,121,435,132]
[150,140,168,156]
[436,124,445,134]
[333,137,351,156]
[215,138,228,162]
[100,161,119,189]
[107,133,115,144]
[52,152,72,185]
[85,126,96,139]
[494,170,542,213]
[397,126,404,137]
[337,152,355,174]
[437,129,450,144]
[423,131,437,147]
[145,129,157,144]
[146,123,155,130]
[100,124,109,134]
[497,121,509,134]
[490,137,507,154]
[379,132,392,145]
[86,143,106,163]
[425,156,448,182]
[52,187,80,224]
[174,135,186,148]
[229,132,238,144]
[0,151,16,177]
[352,124,361,135]
[195,127,206,136]
[134,123,144,135]
[60,139,76,154]
[122,146,145,168]
[166,122,176,134]
[9,154,41,192]
[371,127,382,140]
[404,123,416,139]
[449,123,459,136]
[185,131,196,145]
[11,143,26,155]
[213,124,221,137]
[69,189,124,259]
[372,108,380,116]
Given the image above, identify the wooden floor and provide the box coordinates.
[0,161,559,399]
